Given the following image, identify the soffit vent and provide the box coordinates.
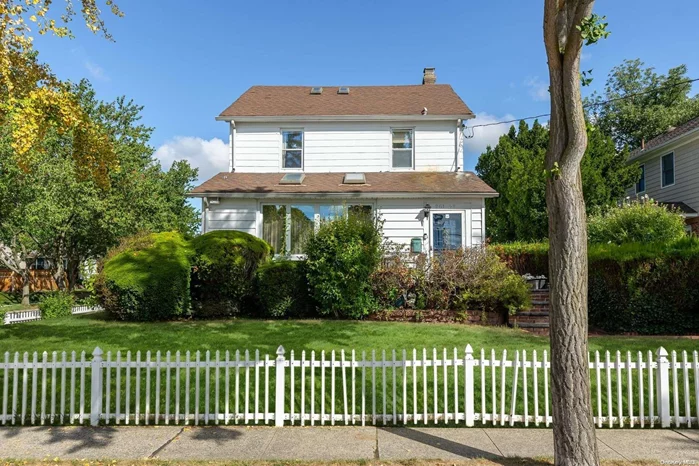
[338,86,350,95]
[343,173,366,184]
[310,87,323,95]
[280,173,305,185]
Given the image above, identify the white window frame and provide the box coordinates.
[281,128,304,171]
[259,201,376,260]
[660,152,675,188]
[428,210,466,253]
[635,164,646,194]
[390,128,415,171]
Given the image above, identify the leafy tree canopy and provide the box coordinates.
[586,59,699,150]
[476,120,637,242]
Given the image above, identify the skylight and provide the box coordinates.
[310,87,323,95]
[280,173,305,185]
[343,173,366,184]
[338,86,350,95]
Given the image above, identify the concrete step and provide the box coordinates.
[514,322,550,329]
[517,311,549,317]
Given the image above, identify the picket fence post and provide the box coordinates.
[275,346,286,427]
[90,347,103,426]
[655,346,670,428]
[464,344,475,427]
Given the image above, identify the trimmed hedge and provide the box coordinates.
[190,230,272,318]
[38,291,75,319]
[493,238,699,334]
[96,232,193,321]
[255,260,311,318]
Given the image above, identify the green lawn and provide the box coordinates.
[1,313,697,355]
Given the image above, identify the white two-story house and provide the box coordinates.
[190,68,498,256]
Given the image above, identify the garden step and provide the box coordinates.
[514,322,550,329]
[517,311,549,317]
[530,300,549,305]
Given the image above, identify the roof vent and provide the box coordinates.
[280,173,305,185]
[343,173,366,184]
[338,86,350,95]
[310,87,323,95]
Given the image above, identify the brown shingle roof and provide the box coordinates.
[190,172,496,196]
[630,116,699,159]
[218,85,473,118]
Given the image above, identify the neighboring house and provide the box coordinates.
[190,68,498,256]
[627,116,699,233]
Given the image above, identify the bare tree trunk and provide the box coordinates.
[19,259,30,306]
[543,1,599,465]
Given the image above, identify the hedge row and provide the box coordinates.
[492,238,699,334]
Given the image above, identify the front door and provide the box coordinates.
[431,212,464,252]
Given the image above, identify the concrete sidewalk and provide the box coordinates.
[0,426,697,462]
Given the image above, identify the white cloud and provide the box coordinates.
[463,112,517,157]
[154,136,228,183]
[524,76,550,102]
[84,61,109,81]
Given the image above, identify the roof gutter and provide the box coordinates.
[215,114,475,123]
[189,191,499,200]
[628,126,699,163]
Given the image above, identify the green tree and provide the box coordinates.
[586,59,699,150]
[476,121,636,242]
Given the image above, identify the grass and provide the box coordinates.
[1,314,698,355]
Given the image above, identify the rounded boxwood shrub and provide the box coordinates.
[255,260,311,318]
[96,231,193,321]
[39,291,75,319]
[190,230,272,318]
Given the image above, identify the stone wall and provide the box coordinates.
[368,308,506,325]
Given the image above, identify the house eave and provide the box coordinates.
[628,127,699,163]
[189,191,498,200]
[215,114,476,123]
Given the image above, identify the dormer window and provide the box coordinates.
[392,129,414,169]
[282,130,303,169]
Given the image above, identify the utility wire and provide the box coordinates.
[463,77,699,136]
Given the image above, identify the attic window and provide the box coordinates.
[310,87,323,95]
[338,86,350,95]
[343,173,366,184]
[280,173,305,185]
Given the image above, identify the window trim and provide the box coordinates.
[390,127,415,171]
[660,152,675,188]
[635,164,646,194]
[280,128,304,171]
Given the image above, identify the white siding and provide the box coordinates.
[204,196,487,251]
[204,198,257,235]
[632,137,699,212]
[232,121,459,173]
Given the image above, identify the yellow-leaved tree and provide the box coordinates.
[0,0,123,184]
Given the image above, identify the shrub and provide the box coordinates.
[190,230,272,318]
[588,199,686,245]
[370,253,422,310]
[38,291,75,319]
[96,231,193,321]
[305,214,383,319]
[255,261,311,318]
[493,237,699,334]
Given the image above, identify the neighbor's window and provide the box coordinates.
[636,164,645,193]
[392,129,413,169]
[282,130,303,169]
[661,153,675,187]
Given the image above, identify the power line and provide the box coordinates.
[463,77,699,136]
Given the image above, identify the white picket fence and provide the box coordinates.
[2,305,103,325]
[0,346,697,428]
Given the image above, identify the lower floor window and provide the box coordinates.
[262,203,373,256]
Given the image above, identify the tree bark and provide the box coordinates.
[543,1,599,465]
[19,259,30,306]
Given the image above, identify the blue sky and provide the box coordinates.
[36,0,699,183]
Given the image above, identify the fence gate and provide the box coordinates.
[0,345,697,428]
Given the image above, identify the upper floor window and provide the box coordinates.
[392,129,414,169]
[282,130,303,169]
[636,164,645,193]
[661,152,675,187]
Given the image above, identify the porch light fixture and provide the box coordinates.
[423,203,431,213]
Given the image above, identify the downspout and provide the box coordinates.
[455,119,462,172]
[202,198,209,234]
[229,120,236,172]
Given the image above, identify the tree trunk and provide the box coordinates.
[543,1,599,465]
[19,259,30,306]
[66,258,81,292]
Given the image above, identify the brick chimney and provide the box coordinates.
[422,67,436,85]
